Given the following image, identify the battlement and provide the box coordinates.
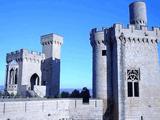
[7,49,23,56]
[111,24,160,44]
[113,24,160,40]
[90,27,108,47]
[113,23,160,33]
[23,49,45,57]
[6,49,45,63]
[7,49,44,57]
[90,27,107,34]
[41,33,63,46]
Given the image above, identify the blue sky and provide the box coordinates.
[0,0,160,89]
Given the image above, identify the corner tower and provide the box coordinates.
[90,28,112,118]
[41,33,63,97]
[90,28,107,99]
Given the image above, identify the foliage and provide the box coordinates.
[70,89,80,98]
[60,91,70,98]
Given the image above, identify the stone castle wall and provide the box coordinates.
[6,49,45,63]
[113,24,160,120]
[0,99,103,120]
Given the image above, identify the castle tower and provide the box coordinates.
[129,1,147,29]
[41,33,63,97]
[90,28,111,117]
[90,1,160,120]
[111,2,160,120]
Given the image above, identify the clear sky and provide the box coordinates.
[0,0,160,89]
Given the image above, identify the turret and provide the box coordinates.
[90,28,108,116]
[129,1,147,29]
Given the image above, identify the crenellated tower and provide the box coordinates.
[90,28,107,99]
[90,28,113,118]
[41,33,63,97]
[90,1,160,120]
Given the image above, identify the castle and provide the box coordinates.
[2,1,160,120]
[90,1,160,120]
[5,33,63,97]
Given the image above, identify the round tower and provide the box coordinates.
[90,28,107,113]
[129,1,147,28]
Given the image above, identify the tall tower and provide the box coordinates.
[129,1,147,29]
[90,28,110,118]
[41,33,63,97]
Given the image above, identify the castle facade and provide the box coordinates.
[3,1,160,120]
[90,1,160,120]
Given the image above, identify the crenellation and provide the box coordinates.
[113,23,123,32]
[7,49,44,58]
[41,33,63,46]
[140,25,148,31]
[114,26,160,40]
[90,29,106,47]
[7,49,45,64]
[96,27,106,32]
[120,36,158,44]
[90,27,107,35]
[127,24,135,33]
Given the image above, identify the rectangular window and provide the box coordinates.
[134,82,139,97]
[102,50,106,56]
[128,82,133,97]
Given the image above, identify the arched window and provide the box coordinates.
[9,69,14,84]
[127,69,140,97]
[15,69,18,84]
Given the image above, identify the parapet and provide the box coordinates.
[112,23,160,44]
[6,49,45,63]
[113,23,160,37]
[41,33,63,46]
[23,49,45,57]
[7,49,44,57]
[90,27,108,47]
[90,27,107,35]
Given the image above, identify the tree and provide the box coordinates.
[80,87,91,103]
[60,91,70,98]
[70,89,80,98]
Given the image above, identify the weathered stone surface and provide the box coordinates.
[0,99,103,120]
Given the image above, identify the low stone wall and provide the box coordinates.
[0,98,103,120]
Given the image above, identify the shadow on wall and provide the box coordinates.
[158,42,160,64]
[41,58,60,98]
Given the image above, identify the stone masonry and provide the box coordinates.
[90,1,160,120]
[0,99,103,120]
